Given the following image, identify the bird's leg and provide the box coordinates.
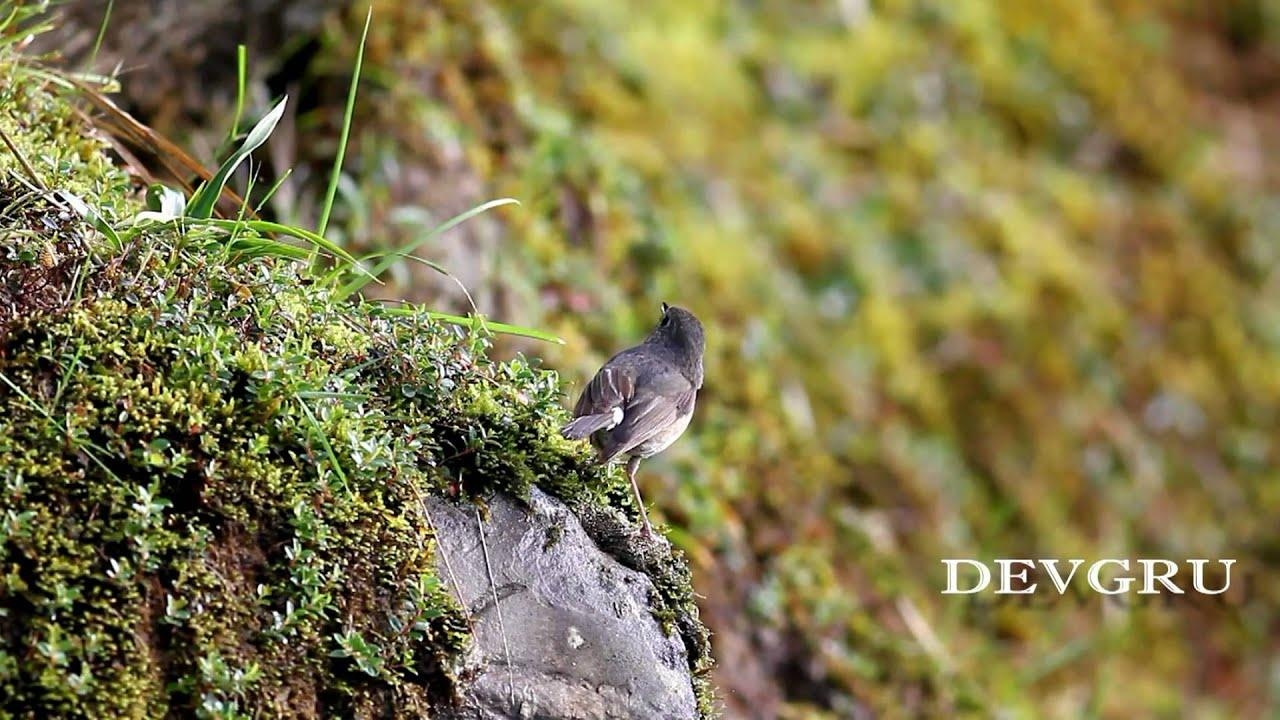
[625,456,654,538]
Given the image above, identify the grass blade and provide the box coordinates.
[232,45,247,141]
[381,305,564,345]
[187,96,288,220]
[294,391,348,491]
[353,251,478,312]
[202,218,361,267]
[86,0,114,71]
[57,190,123,252]
[335,197,520,300]
[316,6,372,239]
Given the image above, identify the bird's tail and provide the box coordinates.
[560,408,622,440]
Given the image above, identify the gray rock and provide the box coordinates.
[427,488,698,720]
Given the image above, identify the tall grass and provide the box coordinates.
[10,3,559,344]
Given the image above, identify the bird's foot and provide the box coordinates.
[637,519,668,545]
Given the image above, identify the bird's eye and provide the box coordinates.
[660,315,671,328]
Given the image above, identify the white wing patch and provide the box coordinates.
[598,368,626,430]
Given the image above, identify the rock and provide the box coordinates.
[427,488,698,720]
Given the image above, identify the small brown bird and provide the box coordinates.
[562,303,705,537]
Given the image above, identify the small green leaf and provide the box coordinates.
[57,190,122,251]
[146,184,187,218]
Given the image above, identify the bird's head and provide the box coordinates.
[647,302,705,387]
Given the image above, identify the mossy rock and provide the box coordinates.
[0,47,713,720]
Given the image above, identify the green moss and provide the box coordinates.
[0,43,713,720]
[0,70,132,216]
[0,248,472,716]
[542,524,562,550]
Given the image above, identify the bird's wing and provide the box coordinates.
[573,363,636,418]
[599,365,696,460]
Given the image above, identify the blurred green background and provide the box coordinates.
[37,0,1280,717]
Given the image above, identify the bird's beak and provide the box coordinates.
[661,301,670,314]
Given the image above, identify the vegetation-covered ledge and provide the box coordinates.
[0,51,713,718]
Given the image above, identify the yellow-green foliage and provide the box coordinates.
[298,1,1276,717]
[0,39,713,719]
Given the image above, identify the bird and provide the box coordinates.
[561,303,705,537]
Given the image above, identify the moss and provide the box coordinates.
[0,39,713,720]
[542,524,562,550]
